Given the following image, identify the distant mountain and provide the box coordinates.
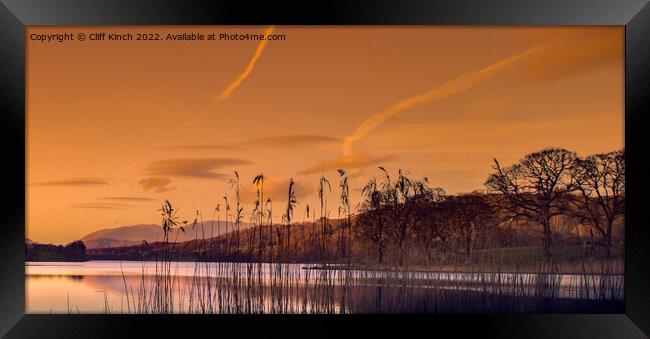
[83,238,140,249]
[86,219,345,262]
[81,221,254,249]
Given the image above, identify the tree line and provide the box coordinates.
[356,147,624,264]
[153,147,624,266]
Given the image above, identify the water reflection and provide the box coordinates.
[26,261,624,314]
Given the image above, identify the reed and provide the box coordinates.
[108,170,622,314]
[103,147,625,314]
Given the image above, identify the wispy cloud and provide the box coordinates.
[250,135,341,147]
[215,26,275,101]
[159,134,341,151]
[98,196,156,202]
[240,177,311,203]
[31,177,109,187]
[146,157,251,178]
[342,31,621,156]
[513,30,621,83]
[348,169,366,179]
[158,144,242,150]
[341,46,538,156]
[139,176,176,193]
[300,153,395,175]
[70,202,132,209]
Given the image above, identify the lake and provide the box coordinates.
[26,261,624,314]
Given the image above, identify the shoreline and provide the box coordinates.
[25,260,624,276]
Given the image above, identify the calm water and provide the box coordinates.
[26,261,624,313]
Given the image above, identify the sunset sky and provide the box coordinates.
[27,26,624,244]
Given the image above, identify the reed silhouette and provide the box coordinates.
[73,147,625,314]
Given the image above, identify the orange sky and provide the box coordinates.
[27,26,624,244]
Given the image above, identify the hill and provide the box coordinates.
[87,218,350,262]
[81,221,255,249]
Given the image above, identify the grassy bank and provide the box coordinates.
[85,243,623,275]
[332,244,624,274]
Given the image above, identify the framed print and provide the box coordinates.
[1,0,649,337]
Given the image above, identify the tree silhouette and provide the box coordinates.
[360,176,386,263]
[569,150,625,257]
[438,194,495,263]
[486,148,577,259]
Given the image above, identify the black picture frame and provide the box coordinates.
[1,0,649,337]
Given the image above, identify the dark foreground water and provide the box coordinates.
[26,261,624,314]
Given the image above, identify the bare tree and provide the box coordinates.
[438,194,494,263]
[485,148,577,258]
[569,150,625,257]
[412,179,446,260]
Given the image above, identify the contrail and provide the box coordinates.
[215,26,275,101]
[341,46,540,156]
